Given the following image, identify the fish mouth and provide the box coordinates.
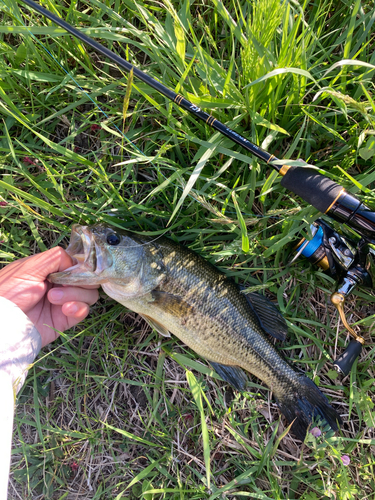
[48,224,112,284]
[66,225,97,273]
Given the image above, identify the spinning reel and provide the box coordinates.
[291,218,375,376]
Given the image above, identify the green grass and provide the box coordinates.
[1,0,375,498]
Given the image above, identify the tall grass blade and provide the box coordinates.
[186,370,211,490]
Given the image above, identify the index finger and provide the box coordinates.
[14,247,74,282]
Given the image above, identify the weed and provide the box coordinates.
[1,0,375,498]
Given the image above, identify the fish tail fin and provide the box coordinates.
[275,375,342,441]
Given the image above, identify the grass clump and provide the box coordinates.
[0,0,375,498]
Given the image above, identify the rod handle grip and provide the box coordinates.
[333,340,363,376]
[280,167,343,213]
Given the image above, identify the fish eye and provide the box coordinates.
[107,233,121,245]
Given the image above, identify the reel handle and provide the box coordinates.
[330,292,365,377]
[333,340,363,376]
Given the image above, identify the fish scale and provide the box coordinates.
[49,224,342,440]
[155,238,296,388]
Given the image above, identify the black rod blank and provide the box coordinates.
[19,0,281,170]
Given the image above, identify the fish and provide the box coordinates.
[49,224,342,440]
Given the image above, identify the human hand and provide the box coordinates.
[0,247,99,347]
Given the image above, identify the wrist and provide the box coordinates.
[0,297,42,393]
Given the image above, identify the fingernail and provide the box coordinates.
[50,289,64,300]
[69,304,78,314]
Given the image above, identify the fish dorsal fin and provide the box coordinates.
[243,291,288,341]
[139,314,171,337]
[209,361,248,391]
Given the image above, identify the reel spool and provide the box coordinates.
[291,219,375,376]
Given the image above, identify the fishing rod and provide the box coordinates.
[18,0,375,239]
[17,0,375,374]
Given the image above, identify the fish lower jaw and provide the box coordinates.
[48,265,106,285]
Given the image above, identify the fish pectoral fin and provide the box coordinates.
[149,290,193,317]
[243,291,288,341]
[209,361,248,391]
[140,314,171,337]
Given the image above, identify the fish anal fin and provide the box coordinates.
[210,361,247,391]
[139,314,171,337]
[244,291,288,341]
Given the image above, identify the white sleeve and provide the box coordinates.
[0,296,42,500]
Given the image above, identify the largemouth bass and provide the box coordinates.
[49,224,341,440]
